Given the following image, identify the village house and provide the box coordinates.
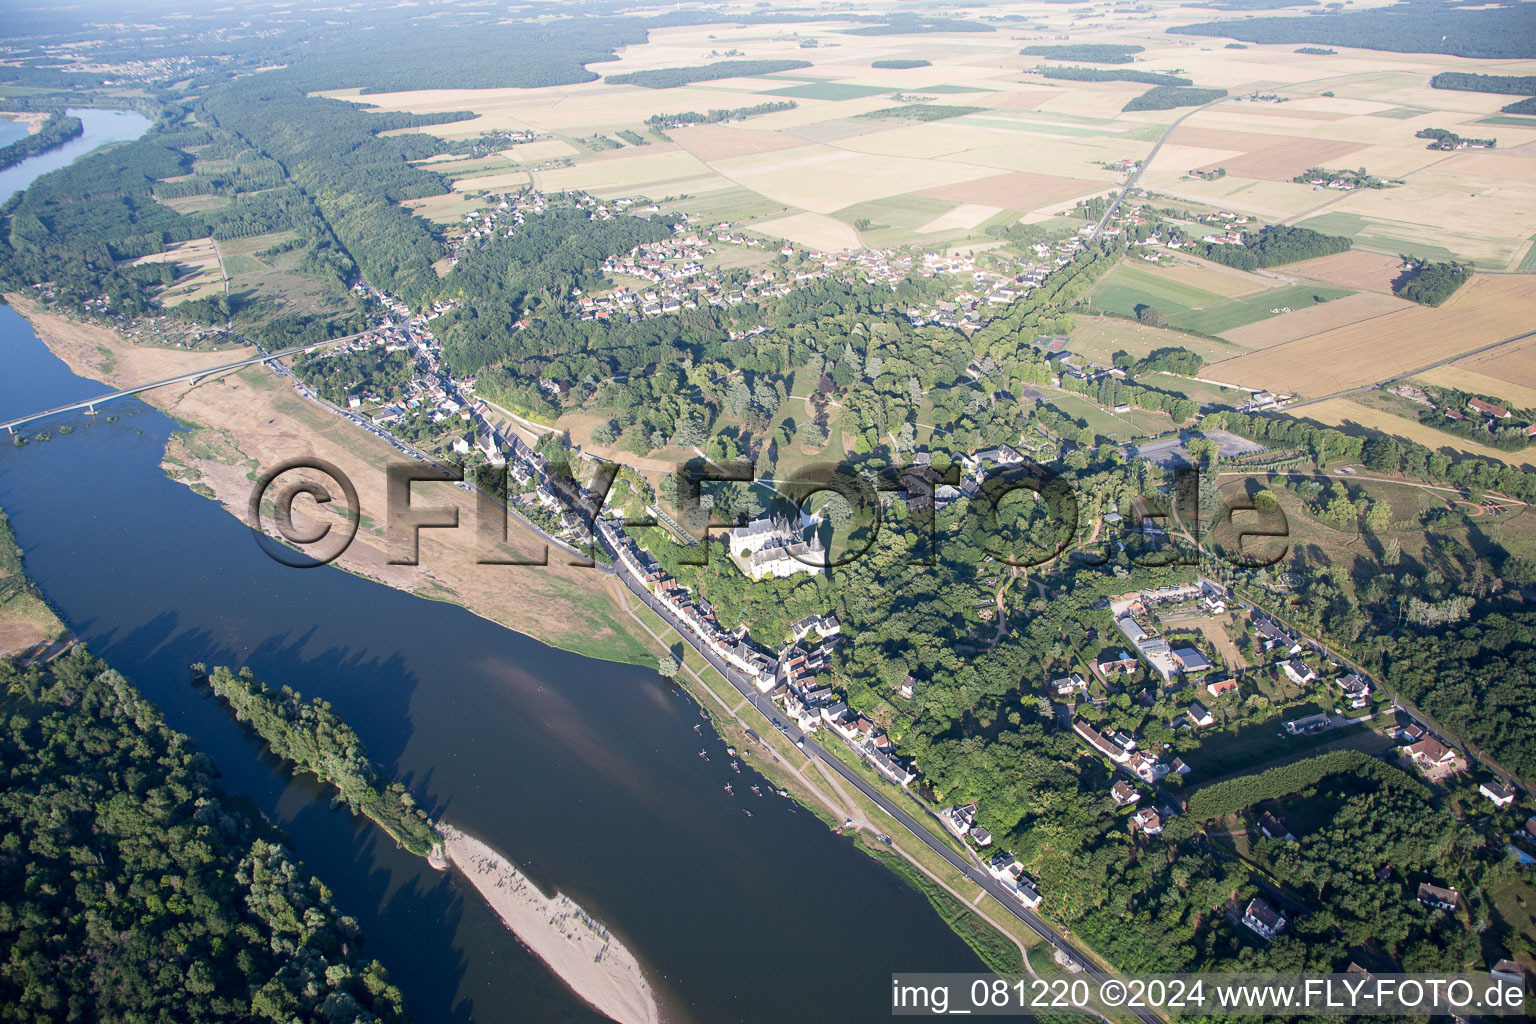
[1206,678,1239,698]
[1111,781,1140,805]
[1130,807,1163,836]
[1258,811,1295,842]
[1480,780,1517,809]
[1417,882,1459,911]
[1097,650,1139,678]
[1243,898,1287,940]
[1281,659,1318,686]
[1185,701,1215,728]
[1404,736,1459,771]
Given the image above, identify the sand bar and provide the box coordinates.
[439,824,659,1024]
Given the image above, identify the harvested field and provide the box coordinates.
[505,139,580,162]
[1417,364,1536,408]
[1203,274,1536,397]
[669,124,806,162]
[1299,398,1536,468]
[452,171,531,193]
[712,144,990,214]
[1151,258,1271,299]
[1286,250,1405,293]
[917,203,1000,233]
[1456,334,1536,392]
[1172,127,1366,182]
[913,169,1100,208]
[749,211,861,251]
[1218,290,1411,349]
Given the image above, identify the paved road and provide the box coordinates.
[1090,98,1228,243]
[600,532,1160,1023]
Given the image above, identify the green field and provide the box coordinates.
[1088,264,1352,336]
[1142,371,1252,407]
[764,82,893,100]
[1476,115,1536,127]
[1293,212,1464,263]
[1519,234,1536,273]
[1175,284,1353,335]
[1369,106,1428,119]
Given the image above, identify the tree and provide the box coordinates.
[657,654,680,677]
[1135,305,1165,327]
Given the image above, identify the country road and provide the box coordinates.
[1090,97,1229,243]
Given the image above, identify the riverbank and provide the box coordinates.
[7,297,1052,999]
[6,296,653,668]
[440,824,660,1024]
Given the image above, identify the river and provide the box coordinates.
[0,112,986,1024]
[0,108,153,202]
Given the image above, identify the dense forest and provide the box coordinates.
[1500,97,1536,116]
[1429,72,1536,95]
[1019,44,1144,64]
[1370,613,1536,783]
[604,59,811,89]
[1122,86,1227,112]
[1170,2,1536,59]
[1198,224,1351,270]
[0,651,412,1023]
[1392,259,1469,306]
[0,112,82,171]
[1038,66,1192,86]
[204,666,441,856]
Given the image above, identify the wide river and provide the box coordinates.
[0,111,984,1023]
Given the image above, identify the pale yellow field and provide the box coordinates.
[131,238,225,304]
[1204,274,1536,396]
[452,171,532,193]
[1157,258,1273,298]
[1218,290,1412,349]
[710,144,992,215]
[917,203,1000,233]
[1301,398,1535,468]
[1415,365,1536,409]
[507,139,580,162]
[749,211,861,251]
[530,148,716,193]
[1456,335,1536,392]
[334,5,1536,265]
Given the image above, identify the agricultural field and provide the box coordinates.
[1455,334,1536,393]
[1217,290,1411,349]
[1414,365,1536,409]
[1297,396,1536,469]
[1203,274,1536,398]
[344,13,1536,264]
[1088,261,1353,336]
